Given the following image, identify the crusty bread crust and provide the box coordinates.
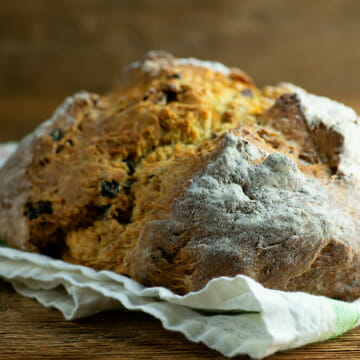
[0,92,99,252]
[1,51,360,300]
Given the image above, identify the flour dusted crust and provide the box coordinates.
[1,51,360,300]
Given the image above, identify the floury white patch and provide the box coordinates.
[282,83,360,180]
[132,131,333,294]
[0,143,17,168]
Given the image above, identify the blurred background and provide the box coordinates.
[1,0,360,142]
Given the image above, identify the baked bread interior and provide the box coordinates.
[1,51,360,300]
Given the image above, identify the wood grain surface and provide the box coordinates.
[1,279,360,359]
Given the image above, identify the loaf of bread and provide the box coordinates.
[1,51,360,300]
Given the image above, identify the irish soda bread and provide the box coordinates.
[1,51,360,300]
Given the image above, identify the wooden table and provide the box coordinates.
[0,279,360,359]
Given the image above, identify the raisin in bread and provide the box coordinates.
[1,51,360,300]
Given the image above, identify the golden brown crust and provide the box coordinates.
[1,51,360,300]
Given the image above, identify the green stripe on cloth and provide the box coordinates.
[327,298,360,339]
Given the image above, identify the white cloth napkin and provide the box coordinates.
[1,142,360,359]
